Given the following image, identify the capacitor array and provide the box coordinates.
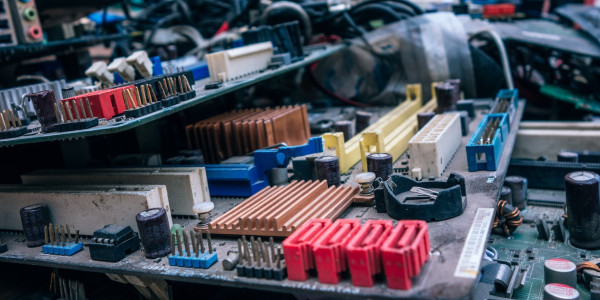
[168,229,218,269]
[236,236,286,280]
[42,223,83,256]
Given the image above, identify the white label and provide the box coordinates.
[454,208,495,278]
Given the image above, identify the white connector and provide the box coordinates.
[408,113,461,179]
[206,41,274,82]
[107,57,136,82]
[85,61,114,85]
[126,50,153,78]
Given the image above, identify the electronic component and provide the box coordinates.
[0,79,66,118]
[346,220,393,287]
[122,84,162,118]
[85,61,114,85]
[536,218,550,240]
[42,224,83,256]
[206,41,274,82]
[375,173,466,221]
[558,151,579,162]
[7,0,43,44]
[416,111,435,130]
[492,199,522,236]
[466,113,510,172]
[314,155,341,187]
[543,283,580,300]
[544,258,577,288]
[490,89,518,124]
[204,164,268,197]
[27,90,59,132]
[333,120,353,141]
[272,21,304,61]
[88,225,141,262]
[168,230,217,269]
[209,180,359,237]
[0,108,27,139]
[565,171,600,249]
[222,252,239,271]
[504,176,527,210]
[53,98,99,132]
[355,111,371,133]
[136,208,171,259]
[381,220,430,290]
[435,82,457,113]
[500,186,512,204]
[107,57,135,82]
[408,113,461,179]
[0,0,16,46]
[508,159,600,190]
[61,87,127,120]
[312,219,361,284]
[0,185,172,235]
[19,204,49,247]
[0,235,6,253]
[367,153,393,181]
[236,236,285,280]
[126,51,153,78]
[254,137,323,185]
[283,219,331,281]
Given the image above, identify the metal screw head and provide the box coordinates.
[355,172,376,184]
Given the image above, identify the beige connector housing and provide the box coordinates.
[126,50,153,78]
[85,61,114,85]
[206,41,274,82]
[107,57,136,82]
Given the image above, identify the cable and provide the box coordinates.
[469,29,514,89]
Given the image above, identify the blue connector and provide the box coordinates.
[490,89,518,124]
[466,113,510,172]
[168,251,218,269]
[42,242,83,256]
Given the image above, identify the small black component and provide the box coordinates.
[367,153,394,181]
[355,111,372,133]
[314,155,341,187]
[507,159,600,190]
[526,247,533,254]
[333,120,354,141]
[536,218,550,241]
[272,21,304,61]
[504,176,528,210]
[493,264,513,292]
[375,173,467,221]
[136,208,171,259]
[435,83,457,113]
[160,95,180,107]
[291,155,317,181]
[458,111,470,136]
[0,126,27,139]
[500,186,513,205]
[53,117,99,132]
[565,171,600,249]
[88,225,141,262]
[205,82,222,90]
[416,112,435,131]
[457,99,475,118]
[552,218,565,242]
[558,151,579,162]
[27,90,58,132]
[20,204,49,247]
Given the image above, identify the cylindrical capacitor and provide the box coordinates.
[435,83,457,113]
[544,258,577,288]
[20,204,49,247]
[504,176,528,210]
[314,155,341,187]
[367,153,394,181]
[222,253,240,270]
[333,120,354,141]
[543,283,580,300]
[565,171,600,249]
[417,112,436,131]
[558,151,579,163]
[355,111,372,133]
[500,186,513,205]
[136,208,171,258]
[27,90,58,132]
[493,263,513,292]
[446,79,461,103]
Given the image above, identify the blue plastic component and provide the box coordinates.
[188,63,209,81]
[168,251,218,269]
[232,39,244,48]
[254,137,323,181]
[42,242,83,256]
[88,12,125,24]
[466,113,510,172]
[491,89,518,124]
[150,56,164,76]
[113,72,125,84]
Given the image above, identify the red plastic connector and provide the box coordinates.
[312,219,361,284]
[283,218,331,281]
[483,4,515,18]
[346,220,393,287]
[381,220,430,290]
[61,86,132,120]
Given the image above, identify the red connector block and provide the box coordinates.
[346,220,393,287]
[283,218,331,281]
[381,220,430,290]
[61,86,133,120]
[483,4,515,18]
[312,219,361,284]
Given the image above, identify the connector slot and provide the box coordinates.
[0,33,11,44]
[466,113,510,171]
[490,89,518,124]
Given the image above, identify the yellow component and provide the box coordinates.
[322,83,439,173]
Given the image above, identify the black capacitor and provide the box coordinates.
[314,155,341,187]
[417,112,436,131]
[504,176,528,210]
[20,204,49,247]
[334,120,354,141]
[565,171,600,249]
[136,208,171,258]
[355,111,372,133]
[500,186,513,205]
[435,83,457,113]
[446,78,461,103]
[558,151,579,163]
[367,153,394,181]
[28,90,58,132]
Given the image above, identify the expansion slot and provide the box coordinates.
[466,113,510,171]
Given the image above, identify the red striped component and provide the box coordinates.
[312,219,361,284]
[61,86,133,120]
[381,220,430,290]
[346,220,393,287]
[282,218,331,281]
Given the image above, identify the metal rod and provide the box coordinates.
[66,225,72,243]
[276,246,282,269]
[85,98,93,118]
[75,230,79,244]
[207,230,213,254]
[65,101,74,122]
[49,223,54,244]
[72,100,81,122]
[263,242,271,268]
[122,90,130,110]
[198,231,205,253]
[44,225,49,244]
[183,230,190,257]
[170,233,176,255]
[176,231,183,255]
[79,99,87,119]
[54,103,62,124]
[237,239,243,264]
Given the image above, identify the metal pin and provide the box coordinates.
[190,231,197,257]
[71,100,81,122]
[237,239,243,263]
[170,233,176,255]
[176,231,183,255]
[126,89,137,108]
[207,230,213,254]
[75,230,79,244]
[144,85,153,103]
[122,90,130,110]
[198,231,205,253]
[60,102,69,122]
[140,85,148,106]
[8,109,16,128]
[54,225,59,245]
[79,99,87,119]
[65,102,74,122]
[249,237,256,262]
[15,111,22,128]
[253,240,261,267]
[53,103,62,124]
[178,76,184,93]
[170,78,177,95]
[162,79,170,96]
[60,225,65,246]
[85,98,93,118]
[263,242,271,268]
[167,78,174,95]
[134,86,143,107]
[1,110,9,129]
[184,76,192,92]
[158,81,167,98]
[44,225,49,245]
[49,223,54,244]
[243,238,251,266]
[269,237,275,262]
[183,230,190,257]
[257,237,263,261]
[149,85,159,102]
[276,246,282,269]
[194,233,201,257]
[66,225,72,243]
[0,113,6,131]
